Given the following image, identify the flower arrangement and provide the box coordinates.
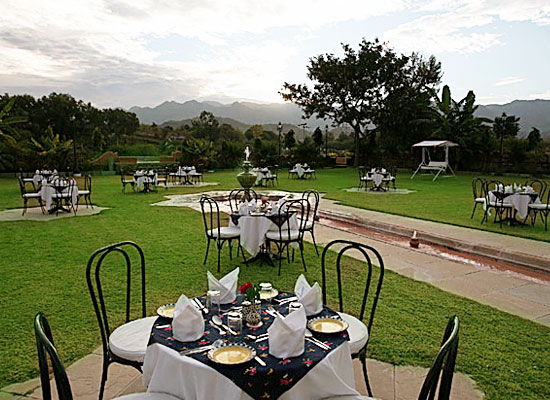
[239,281,260,302]
[261,197,267,204]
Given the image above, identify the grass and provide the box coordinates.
[0,170,548,399]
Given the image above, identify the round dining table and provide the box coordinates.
[142,293,360,400]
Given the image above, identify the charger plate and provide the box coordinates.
[207,343,256,365]
[157,303,176,319]
[307,316,348,334]
[259,288,278,301]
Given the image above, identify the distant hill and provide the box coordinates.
[129,100,331,131]
[476,99,550,138]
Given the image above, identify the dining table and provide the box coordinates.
[134,171,157,192]
[488,190,540,224]
[142,293,360,400]
[39,179,78,213]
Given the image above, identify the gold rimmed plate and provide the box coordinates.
[207,343,256,365]
[308,316,349,334]
[259,288,278,301]
[157,303,175,319]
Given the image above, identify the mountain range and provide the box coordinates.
[130,99,550,138]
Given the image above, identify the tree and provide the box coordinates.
[281,38,441,165]
[28,126,73,169]
[527,127,542,151]
[0,97,28,170]
[284,129,296,150]
[493,112,520,168]
[312,127,323,152]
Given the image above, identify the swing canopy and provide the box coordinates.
[411,140,459,149]
[410,140,458,181]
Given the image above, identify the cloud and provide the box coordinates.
[494,76,525,86]
[529,91,550,100]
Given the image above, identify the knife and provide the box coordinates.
[193,297,209,314]
[180,345,214,356]
[274,296,298,305]
[306,337,330,350]
[254,356,267,367]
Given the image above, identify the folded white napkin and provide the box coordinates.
[497,183,504,192]
[294,274,323,316]
[53,169,58,174]
[269,204,279,215]
[239,201,249,216]
[504,185,513,194]
[248,201,257,212]
[525,186,534,193]
[268,306,306,359]
[207,267,239,304]
[172,295,204,342]
[35,169,39,174]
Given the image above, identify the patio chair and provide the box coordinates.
[228,188,258,213]
[357,166,372,190]
[156,170,168,189]
[121,171,135,193]
[528,190,550,231]
[301,189,320,256]
[18,176,44,215]
[470,177,486,219]
[524,179,547,200]
[288,166,298,179]
[200,196,244,272]
[262,166,278,187]
[86,241,157,400]
[321,240,385,397]
[265,198,309,276]
[34,312,181,400]
[76,175,93,209]
[52,178,77,216]
[481,180,513,228]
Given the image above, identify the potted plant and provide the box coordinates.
[239,281,262,327]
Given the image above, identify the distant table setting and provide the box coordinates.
[134,170,157,192]
[143,269,359,400]
[170,166,196,185]
[488,183,540,221]
[39,177,78,213]
[368,168,393,191]
[252,167,270,186]
[32,169,59,187]
[289,163,314,179]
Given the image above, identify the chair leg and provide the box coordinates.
[278,244,283,276]
[299,242,307,272]
[22,198,27,215]
[309,230,319,256]
[217,240,221,272]
[98,362,108,400]
[361,355,374,397]
[470,202,478,219]
[203,239,211,265]
[228,239,233,260]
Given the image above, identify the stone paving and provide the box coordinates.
[0,206,109,222]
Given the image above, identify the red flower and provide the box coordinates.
[240,281,253,294]
[261,197,267,203]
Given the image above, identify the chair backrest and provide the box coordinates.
[524,179,547,200]
[472,177,486,200]
[484,180,504,204]
[86,175,92,192]
[302,190,320,226]
[86,242,146,360]
[273,198,309,241]
[358,166,367,179]
[200,196,223,238]
[228,188,258,213]
[418,315,460,400]
[321,240,384,337]
[18,176,27,196]
[34,313,73,400]
[268,166,278,177]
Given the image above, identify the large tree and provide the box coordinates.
[281,38,441,165]
[493,112,520,168]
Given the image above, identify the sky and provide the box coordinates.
[1,0,549,110]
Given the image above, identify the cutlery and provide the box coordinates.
[254,356,267,367]
[246,333,268,341]
[155,324,171,329]
[255,336,269,343]
[180,345,214,356]
[212,315,237,335]
[193,298,209,314]
[274,296,298,305]
[267,305,284,319]
[305,330,330,350]
[209,321,226,335]
[306,337,329,350]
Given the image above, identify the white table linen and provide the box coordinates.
[230,214,298,256]
[488,192,540,219]
[143,341,360,400]
[39,181,78,209]
[294,164,305,178]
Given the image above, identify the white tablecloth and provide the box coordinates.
[230,214,298,256]
[488,192,540,219]
[143,341,359,400]
[135,174,157,190]
[252,168,269,185]
[371,173,383,188]
[294,164,305,178]
[39,182,79,209]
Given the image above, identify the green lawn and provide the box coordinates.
[0,170,548,399]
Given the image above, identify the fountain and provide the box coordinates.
[236,146,257,199]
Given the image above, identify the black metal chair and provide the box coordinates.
[528,189,550,231]
[18,176,44,215]
[200,196,244,272]
[301,189,320,256]
[121,171,135,193]
[51,178,77,215]
[34,312,180,400]
[418,315,460,400]
[524,179,547,200]
[86,241,157,400]
[470,177,486,219]
[156,170,168,189]
[321,240,385,397]
[265,199,309,276]
[481,180,513,228]
[76,175,93,209]
[228,188,258,214]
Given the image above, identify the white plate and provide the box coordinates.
[307,316,349,334]
[207,343,256,365]
[157,303,175,319]
[259,288,278,301]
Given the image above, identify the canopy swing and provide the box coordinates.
[410,140,458,181]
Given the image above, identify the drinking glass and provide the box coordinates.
[206,290,220,314]
[227,311,242,335]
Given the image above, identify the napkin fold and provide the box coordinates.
[268,306,306,359]
[248,201,257,212]
[172,295,204,342]
[239,201,249,216]
[504,185,513,194]
[294,274,323,316]
[207,267,239,304]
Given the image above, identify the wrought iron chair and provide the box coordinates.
[86,241,157,400]
[75,175,93,209]
[18,176,44,215]
[528,189,550,231]
[156,170,168,189]
[321,240,385,397]
[524,179,547,200]
[51,178,77,215]
[228,188,258,213]
[265,198,309,276]
[121,171,136,193]
[34,312,180,400]
[200,196,244,272]
[481,180,513,228]
[357,166,372,190]
[301,189,320,256]
[470,177,486,219]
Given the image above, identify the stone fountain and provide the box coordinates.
[236,146,257,197]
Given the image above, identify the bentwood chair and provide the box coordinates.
[121,170,136,193]
[156,170,168,189]
[301,189,320,256]
[470,177,486,219]
[524,179,547,200]
[75,175,93,209]
[34,313,180,400]
[86,242,157,400]
[18,176,44,215]
[357,166,372,190]
[200,196,244,272]
[528,189,550,231]
[265,199,309,276]
[482,180,513,228]
[228,188,258,213]
[321,240,385,397]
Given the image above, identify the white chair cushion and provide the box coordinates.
[78,190,90,195]
[109,316,156,363]
[529,203,549,210]
[265,230,300,241]
[338,312,369,355]
[298,219,314,230]
[23,193,41,198]
[486,201,513,208]
[115,393,181,400]
[475,197,485,203]
[123,180,135,184]
[208,226,241,239]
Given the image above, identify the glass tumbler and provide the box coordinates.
[227,311,242,335]
[206,290,220,314]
